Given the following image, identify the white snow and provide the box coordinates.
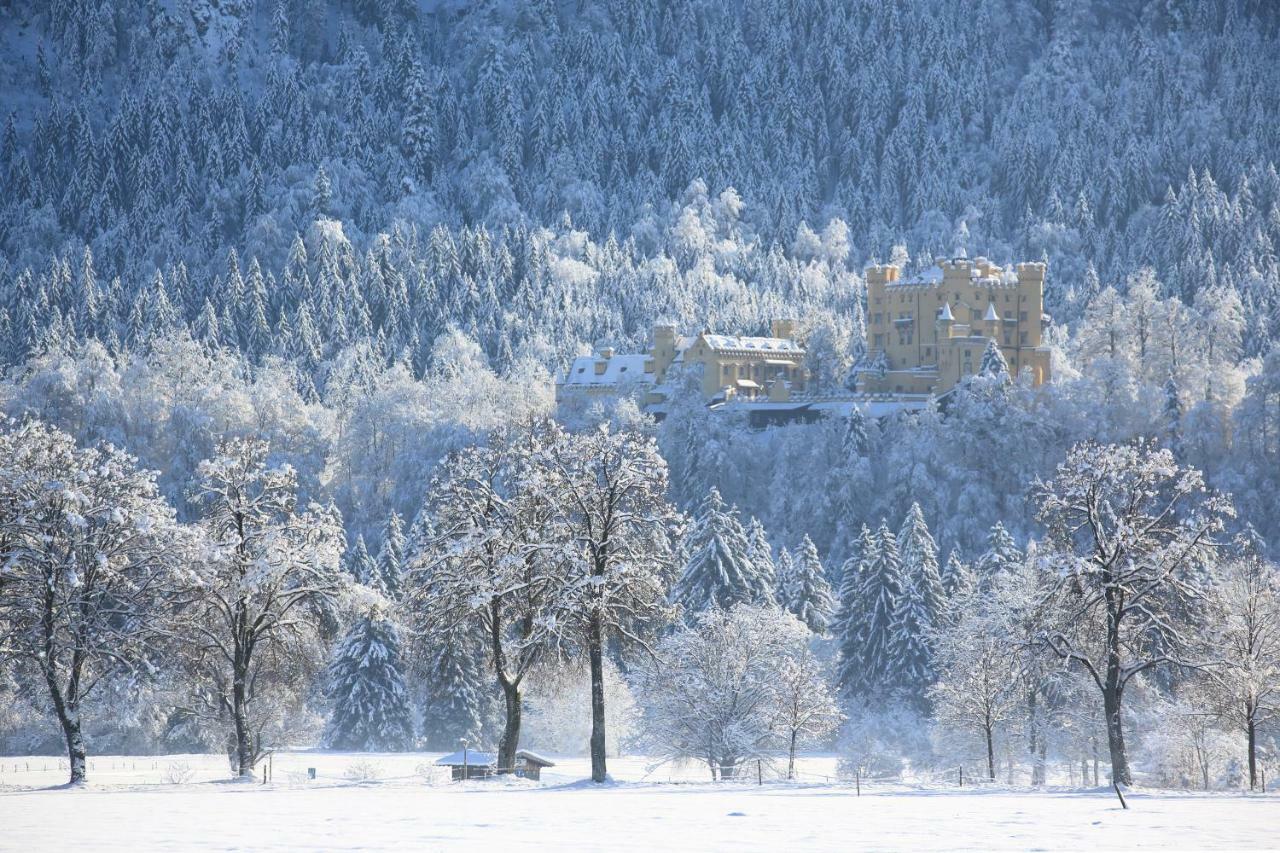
[0,752,1275,851]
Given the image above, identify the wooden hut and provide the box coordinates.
[435,750,497,781]
[513,750,556,781]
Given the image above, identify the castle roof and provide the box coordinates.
[984,303,1000,321]
[561,353,654,387]
[937,302,954,321]
[700,334,803,354]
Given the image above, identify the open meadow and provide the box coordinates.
[1,752,1276,852]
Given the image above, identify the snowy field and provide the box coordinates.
[1,753,1277,851]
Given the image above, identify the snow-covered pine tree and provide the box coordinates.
[775,546,796,611]
[324,609,416,751]
[419,632,495,751]
[782,535,835,635]
[889,568,935,704]
[834,524,875,694]
[940,551,977,612]
[744,516,778,602]
[897,502,945,626]
[346,533,385,593]
[674,487,772,614]
[974,522,1022,587]
[376,510,406,599]
[851,522,904,697]
[978,338,1010,381]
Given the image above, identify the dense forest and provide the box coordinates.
[1,0,1279,790]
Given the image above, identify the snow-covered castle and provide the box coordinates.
[558,319,809,408]
[556,256,1051,416]
[854,257,1052,396]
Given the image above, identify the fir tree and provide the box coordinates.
[782,535,835,635]
[324,610,416,751]
[346,534,384,593]
[979,339,1010,381]
[377,511,407,599]
[850,522,903,697]
[897,503,945,626]
[974,522,1022,586]
[834,524,874,693]
[674,488,771,614]
[419,632,495,751]
[744,516,778,600]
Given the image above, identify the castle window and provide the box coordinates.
[1020,332,1028,344]
[874,334,884,347]
[1019,311,1028,322]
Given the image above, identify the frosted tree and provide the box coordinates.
[940,551,976,606]
[1205,550,1280,790]
[978,339,1010,381]
[418,630,495,751]
[633,604,833,780]
[890,570,935,703]
[929,595,1021,781]
[346,534,382,593]
[324,608,415,751]
[185,437,346,777]
[674,488,771,614]
[775,650,843,780]
[1034,439,1233,785]
[974,522,1022,587]
[0,419,192,785]
[744,516,778,598]
[898,503,945,625]
[376,511,407,599]
[408,421,562,771]
[781,535,835,634]
[834,524,874,693]
[848,523,904,697]
[545,425,682,783]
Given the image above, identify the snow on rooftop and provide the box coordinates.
[701,335,803,353]
[436,751,497,766]
[561,353,654,386]
[515,749,556,766]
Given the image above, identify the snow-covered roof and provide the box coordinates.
[700,334,803,354]
[937,302,955,321]
[515,750,556,767]
[561,353,654,386]
[436,751,497,766]
[899,265,945,285]
[984,303,999,321]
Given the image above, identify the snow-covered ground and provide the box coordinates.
[1,752,1276,851]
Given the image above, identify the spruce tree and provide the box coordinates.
[744,516,778,601]
[978,339,1010,381]
[347,534,384,594]
[419,632,493,751]
[889,570,934,703]
[974,521,1022,586]
[897,502,945,626]
[940,551,976,609]
[674,487,770,614]
[324,611,415,751]
[852,522,903,696]
[377,510,406,599]
[782,535,835,634]
[834,524,874,694]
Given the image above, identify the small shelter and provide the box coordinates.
[436,750,497,781]
[513,750,556,781]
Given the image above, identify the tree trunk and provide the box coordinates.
[1027,689,1045,786]
[498,681,522,772]
[587,612,607,783]
[984,722,996,781]
[232,655,254,777]
[788,729,798,780]
[1102,678,1131,786]
[1035,731,1047,787]
[1247,715,1257,791]
[1103,592,1132,786]
[49,694,87,786]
